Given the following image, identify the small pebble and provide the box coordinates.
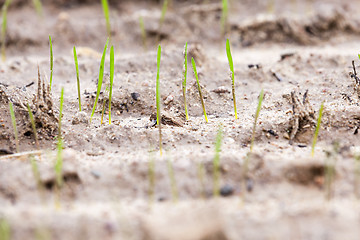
[131,92,140,101]
[220,184,234,197]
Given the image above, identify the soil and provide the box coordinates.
[1,0,360,239]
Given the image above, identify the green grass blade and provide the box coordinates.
[90,38,109,123]
[55,87,64,187]
[27,103,40,150]
[9,102,19,153]
[148,149,155,205]
[250,89,264,152]
[0,218,10,240]
[156,45,162,155]
[32,0,43,17]
[167,158,178,202]
[182,42,189,120]
[213,124,223,197]
[49,35,53,91]
[108,45,114,124]
[311,102,324,156]
[221,0,228,36]
[101,0,111,39]
[159,0,168,28]
[1,0,11,62]
[139,16,147,51]
[191,57,208,123]
[30,154,42,190]
[73,46,81,112]
[226,39,237,119]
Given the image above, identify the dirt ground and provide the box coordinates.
[1,0,360,239]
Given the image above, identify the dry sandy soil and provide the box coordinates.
[1,0,360,239]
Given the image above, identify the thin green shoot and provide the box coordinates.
[49,35,53,91]
[32,0,43,17]
[30,154,42,191]
[73,46,81,111]
[250,89,264,152]
[139,16,147,51]
[355,153,360,199]
[311,102,324,156]
[90,38,109,123]
[148,149,155,205]
[101,0,111,40]
[108,45,114,124]
[324,142,339,200]
[0,218,10,240]
[156,0,168,43]
[191,57,208,123]
[156,45,162,155]
[197,161,206,198]
[27,103,40,150]
[226,39,237,119]
[9,102,19,153]
[267,0,275,13]
[55,87,64,187]
[213,124,223,197]
[220,0,228,36]
[1,0,11,62]
[182,42,189,120]
[167,158,178,202]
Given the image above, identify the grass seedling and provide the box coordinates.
[27,103,40,150]
[73,46,81,111]
[355,153,360,199]
[49,35,53,91]
[1,0,11,62]
[108,45,114,124]
[30,154,43,191]
[311,102,324,157]
[156,45,163,155]
[213,124,223,197]
[167,158,178,202]
[101,0,111,40]
[139,16,147,51]
[250,89,264,152]
[32,0,43,17]
[9,102,19,153]
[90,38,109,123]
[148,149,156,205]
[55,87,64,187]
[0,218,10,240]
[324,142,339,200]
[197,161,206,198]
[191,57,208,123]
[220,0,228,36]
[156,0,168,43]
[182,42,189,120]
[226,39,237,119]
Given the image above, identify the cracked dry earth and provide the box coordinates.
[1,0,360,239]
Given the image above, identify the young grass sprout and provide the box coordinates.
[101,0,111,40]
[167,157,178,202]
[90,38,109,123]
[108,45,114,124]
[311,102,324,156]
[213,124,223,197]
[250,89,264,152]
[1,0,11,62]
[148,149,156,205]
[9,102,19,153]
[156,0,168,43]
[182,42,189,120]
[32,0,43,17]
[226,39,237,119]
[49,35,53,91]
[0,218,10,240]
[139,16,147,51]
[55,87,64,187]
[73,46,81,111]
[191,57,208,123]
[156,45,163,155]
[221,0,228,36]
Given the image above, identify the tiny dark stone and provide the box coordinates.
[131,92,140,101]
[298,144,307,148]
[355,126,359,135]
[0,149,13,156]
[267,129,278,137]
[220,184,234,197]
